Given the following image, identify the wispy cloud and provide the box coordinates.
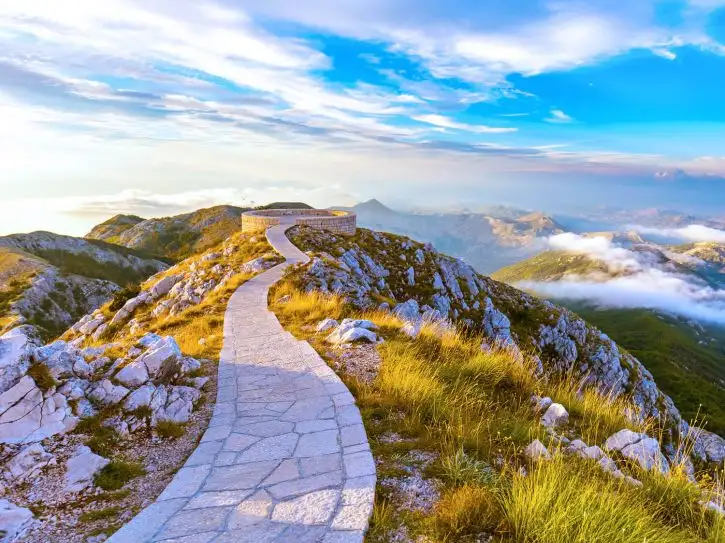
[545,109,575,124]
[412,114,517,133]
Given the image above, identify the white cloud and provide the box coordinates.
[546,109,575,124]
[633,224,725,243]
[519,233,725,325]
[412,114,517,134]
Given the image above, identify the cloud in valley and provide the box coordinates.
[519,232,725,325]
[632,224,725,243]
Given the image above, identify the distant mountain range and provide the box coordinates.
[345,199,564,273]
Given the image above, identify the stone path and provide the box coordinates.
[109,224,376,543]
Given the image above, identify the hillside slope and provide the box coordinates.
[85,205,247,259]
[0,233,167,340]
[284,227,725,452]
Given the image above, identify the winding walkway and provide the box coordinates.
[109,223,376,543]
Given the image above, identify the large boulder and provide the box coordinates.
[605,429,670,474]
[3,443,55,482]
[123,383,156,412]
[316,318,338,333]
[65,446,110,492]
[133,336,182,379]
[0,327,37,395]
[0,376,78,444]
[115,360,149,387]
[525,439,551,461]
[541,403,569,428]
[393,299,420,322]
[0,499,33,542]
[691,428,725,466]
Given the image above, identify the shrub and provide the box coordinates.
[87,427,120,458]
[108,285,140,312]
[27,363,56,391]
[155,420,186,439]
[94,461,145,491]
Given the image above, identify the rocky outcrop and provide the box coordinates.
[0,499,33,542]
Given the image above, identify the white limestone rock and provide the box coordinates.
[401,321,422,339]
[524,439,551,461]
[0,377,78,444]
[123,383,156,412]
[393,299,420,322]
[151,385,200,425]
[605,429,670,474]
[241,256,274,274]
[65,445,110,492]
[3,443,56,482]
[78,315,105,336]
[133,336,182,379]
[316,318,339,334]
[87,379,130,406]
[541,403,569,428]
[327,327,378,345]
[115,360,150,387]
[0,499,33,543]
[151,274,181,299]
[0,327,35,395]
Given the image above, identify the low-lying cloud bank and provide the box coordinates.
[519,232,725,325]
[632,224,725,244]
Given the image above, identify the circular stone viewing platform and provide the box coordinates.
[242,209,357,236]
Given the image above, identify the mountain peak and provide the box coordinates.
[353,199,396,214]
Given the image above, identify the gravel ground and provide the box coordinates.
[10,373,216,543]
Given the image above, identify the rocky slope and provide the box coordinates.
[0,231,280,541]
[0,234,168,341]
[347,199,564,273]
[285,226,725,465]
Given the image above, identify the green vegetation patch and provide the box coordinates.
[94,460,145,491]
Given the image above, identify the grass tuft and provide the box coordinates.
[27,362,56,391]
[155,420,186,439]
[94,460,145,491]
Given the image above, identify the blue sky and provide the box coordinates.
[1,0,725,234]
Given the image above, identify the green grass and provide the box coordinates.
[94,461,145,491]
[492,250,607,283]
[79,507,121,522]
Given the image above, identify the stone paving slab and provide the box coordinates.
[108,224,376,543]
